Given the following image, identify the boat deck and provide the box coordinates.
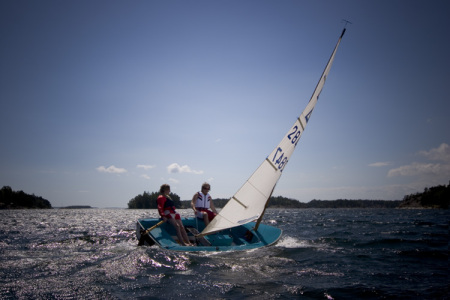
[136,217,282,252]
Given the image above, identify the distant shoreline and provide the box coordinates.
[58,205,94,209]
[179,198,402,209]
[2,182,448,210]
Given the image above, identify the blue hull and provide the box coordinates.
[136,218,282,252]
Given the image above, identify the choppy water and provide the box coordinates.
[0,208,448,299]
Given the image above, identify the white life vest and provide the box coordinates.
[195,191,211,209]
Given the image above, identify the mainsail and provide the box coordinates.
[200,28,346,236]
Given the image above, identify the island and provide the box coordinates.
[0,186,52,209]
[59,206,93,209]
[398,183,449,209]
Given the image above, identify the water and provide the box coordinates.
[0,208,448,299]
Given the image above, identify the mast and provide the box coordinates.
[199,28,347,237]
[254,185,276,231]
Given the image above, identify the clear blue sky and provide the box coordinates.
[1,1,449,207]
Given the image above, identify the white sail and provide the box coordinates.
[200,28,346,236]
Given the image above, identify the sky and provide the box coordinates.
[1,0,449,208]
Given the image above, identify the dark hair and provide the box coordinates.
[159,184,170,194]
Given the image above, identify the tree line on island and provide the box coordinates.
[127,182,449,210]
[127,193,402,209]
[398,183,450,209]
[0,186,52,209]
[1,182,449,209]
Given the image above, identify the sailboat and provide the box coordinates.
[136,28,346,251]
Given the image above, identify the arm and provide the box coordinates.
[191,193,198,213]
[210,198,217,214]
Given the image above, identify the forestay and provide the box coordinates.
[200,28,346,236]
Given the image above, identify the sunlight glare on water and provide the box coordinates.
[0,208,448,299]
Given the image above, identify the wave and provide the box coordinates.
[276,236,309,248]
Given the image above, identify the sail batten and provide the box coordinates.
[232,197,248,209]
[199,29,346,237]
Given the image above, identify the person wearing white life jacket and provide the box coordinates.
[191,183,217,226]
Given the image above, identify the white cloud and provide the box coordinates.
[369,162,390,167]
[387,162,449,177]
[167,163,203,174]
[387,143,450,178]
[96,165,127,174]
[140,174,151,180]
[137,164,156,170]
[419,143,450,162]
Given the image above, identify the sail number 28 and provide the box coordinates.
[272,125,301,171]
[287,125,301,146]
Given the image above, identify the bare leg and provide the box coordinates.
[168,218,189,246]
[176,219,192,245]
[202,211,210,226]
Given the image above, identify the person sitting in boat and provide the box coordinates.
[191,182,217,226]
[157,184,193,246]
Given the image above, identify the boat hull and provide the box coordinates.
[136,217,282,252]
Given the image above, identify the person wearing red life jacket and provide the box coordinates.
[157,184,193,246]
[191,182,217,226]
